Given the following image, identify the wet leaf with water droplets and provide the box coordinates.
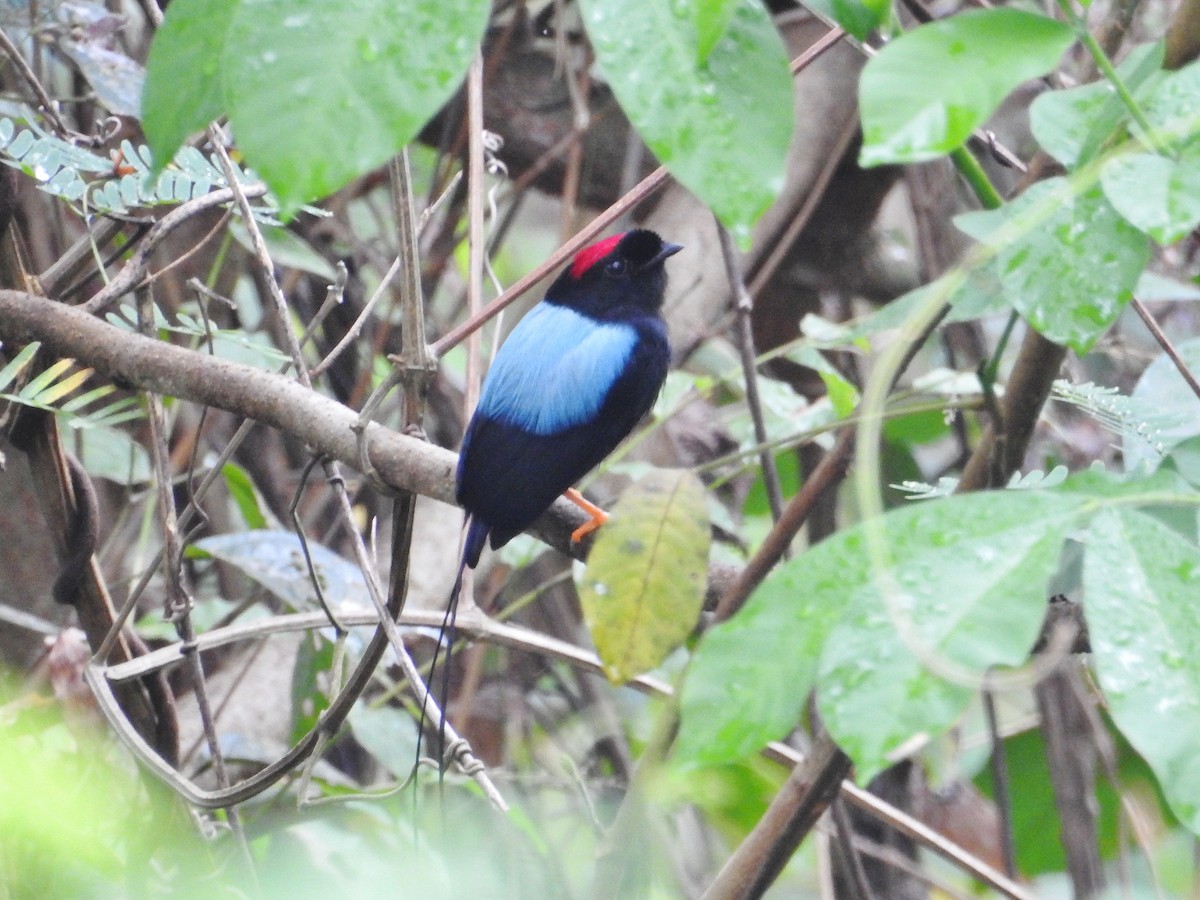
[143,0,490,214]
[1084,507,1200,833]
[954,178,1151,354]
[815,490,1084,781]
[860,9,1073,166]
[675,560,846,767]
[1101,150,1200,246]
[142,0,237,164]
[676,489,1085,775]
[1029,41,1164,170]
[578,0,792,245]
[578,469,710,685]
[802,0,890,41]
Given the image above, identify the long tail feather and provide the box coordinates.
[417,514,487,786]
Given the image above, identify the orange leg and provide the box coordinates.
[565,488,608,544]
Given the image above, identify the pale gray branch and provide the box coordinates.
[0,289,744,586]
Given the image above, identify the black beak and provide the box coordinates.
[644,242,683,270]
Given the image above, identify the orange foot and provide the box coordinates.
[565,488,608,544]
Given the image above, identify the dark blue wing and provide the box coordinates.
[457,318,668,551]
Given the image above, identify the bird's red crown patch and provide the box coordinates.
[570,233,624,279]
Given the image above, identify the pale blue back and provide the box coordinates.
[476,302,638,435]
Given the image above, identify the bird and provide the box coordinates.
[454,228,682,582]
[423,229,680,776]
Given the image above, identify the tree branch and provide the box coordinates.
[0,289,741,596]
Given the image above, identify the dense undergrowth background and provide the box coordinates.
[2,0,1200,897]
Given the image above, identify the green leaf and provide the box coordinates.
[1101,149,1200,245]
[692,0,740,64]
[675,562,847,767]
[222,462,268,530]
[1098,60,1200,245]
[801,0,890,41]
[194,530,367,612]
[954,178,1151,354]
[0,341,39,391]
[859,9,1074,166]
[1029,41,1165,169]
[815,491,1084,781]
[347,702,420,777]
[291,631,334,743]
[1125,336,1200,473]
[578,469,710,684]
[1084,507,1200,833]
[579,0,793,244]
[1139,56,1200,152]
[76,426,151,485]
[144,0,490,213]
[225,0,488,214]
[230,222,337,280]
[142,0,238,169]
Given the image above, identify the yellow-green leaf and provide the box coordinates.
[578,469,710,684]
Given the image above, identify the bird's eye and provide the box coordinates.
[604,258,628,277]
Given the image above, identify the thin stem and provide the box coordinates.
[983,688,1018,877]
[950,146,1004,211]
[81,184,267,314]
[138,290,253,872]
[1056,0,1163,152]
[0,26,70,136]
[717,219,785,523]
[465,51,486,420]
[209,133,309,386]
[789,25,845,74]
[714,428,854,622]
[831,798,877,900]
[1131,297,1200,402]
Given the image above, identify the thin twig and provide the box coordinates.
[307,254,401,381]
[831,797,877,900]
[746,113,859,296]
[0,26,71,136]
[1131,297,1200,402]
[714,428,854,622]
[38,217,125,295]
[208,132,309,383]
[789,25,846,74]
[465,51,486,420]
[982,687,1017,877]
[81,184,268,314]
[559,53,590,239]
[137,289,254,870]
[717,219,785,523]
[450,51,489,745]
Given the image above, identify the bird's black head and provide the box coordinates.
[546,229,682,321]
